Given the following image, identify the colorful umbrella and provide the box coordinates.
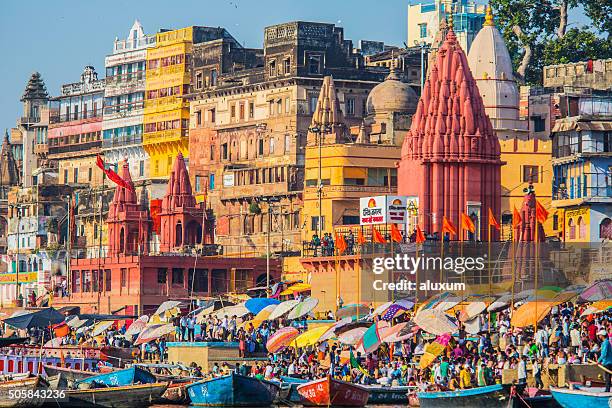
[134,323,174,345]
[91,320,114,337]
[336,304,369,320]
[268,299,300,320]
[458,302,487,322]
[380,321,418,343]
[266,327,300,353]
[319,317,353,342]
[125,319,147,337]
[279,283,312,296]
[154,301,182,316]
[579,280,612,302]
[245,304,277,329]
[511,301,554,328]
[355,321,387,354]
[287,297,319,320]
[245,298,280,315]
[337,327,368,345]
[382,299,414,321]
[372,302,393,316]
[413,308,458,335]
[293,325,332,348]
[419,333,452,369]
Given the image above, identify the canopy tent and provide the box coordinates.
[3,308,65,329]
[245,298,280,315]
[268,299,300,320]
[413,308,458,335]
[287,297,318,320]
[293,325,332,348]
[266,327,300,353]
[154,301,183,316]
[511,301,554,328]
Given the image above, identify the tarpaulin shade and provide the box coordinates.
[511,302,554,328]
[3,308,64,329]
[245,298,280,315]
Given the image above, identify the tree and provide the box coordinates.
[490,0,609,85]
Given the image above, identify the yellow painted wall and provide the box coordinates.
[500,137,554,236]
[143,27,193,178]
[562,206,591,243]
[58,155,105,187]
[302,143,400,240]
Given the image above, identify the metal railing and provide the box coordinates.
[49,110,102,124]
[101,134,143,148]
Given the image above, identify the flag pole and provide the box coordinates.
[487,216,492,333]
[534,218,539,332]
[511,225,516,314]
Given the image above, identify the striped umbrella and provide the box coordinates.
[293,324,332,348]
[337,327,368,345]
[266,327,300,353]
[413,308,458,335]
[287,297,319,320]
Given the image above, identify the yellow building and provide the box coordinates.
[144,27,196,178]
[302,75,416,241]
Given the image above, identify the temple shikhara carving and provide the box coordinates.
[398,21,503,239]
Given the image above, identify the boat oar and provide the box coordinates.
[588,359,612,375]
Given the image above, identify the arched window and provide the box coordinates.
[175,222,182,246]
[600,218,612,240]
[119,228,125,252]
[568,218,575,240]
[577,216,586,239]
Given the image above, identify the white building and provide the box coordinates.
[407,0,486,52]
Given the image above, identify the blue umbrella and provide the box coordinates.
[245,298,280,315]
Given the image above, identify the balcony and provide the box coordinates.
[105,71,145,85]
[48,140,101,157]
[102,134,143,149]
[144,96,188,111]
[19,116,41,125]
[219,181,296,201]
[142,129,188,146]
[49,110,102,124]
[552,185,612,207]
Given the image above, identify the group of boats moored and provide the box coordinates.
[0,364,610,407]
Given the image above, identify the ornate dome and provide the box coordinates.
[366,68,418,115]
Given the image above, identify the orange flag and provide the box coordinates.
[512,206,522,229]
[372,226,387,244]
[461,213,475,233]
[335,232,348,255]
[415,225,426,244]
[441,216,457,236]
[391,224,403,243]
[488,208,500,230]
[357,229,366,245]
[535,200,549,224]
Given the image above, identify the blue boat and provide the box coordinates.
[75,367,156,387]
[186,373,279,406]
[279,375,307,403]
[418,384,512,408]
[550,386,612,408]
[365,385,412,404]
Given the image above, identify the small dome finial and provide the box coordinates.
[448,13,454,31]
[484,5,495,27]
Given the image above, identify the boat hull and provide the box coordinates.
[297,376,369,407]
[279,376,307,403]
[418,384,510,408]
[60,382,168,408]
[365,385,411,404]
[0,376,49,408]
[42,365,94,382]
[187,373,278,406]
[550,386,612,408]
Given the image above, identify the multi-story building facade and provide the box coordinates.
[102,21,161,195]
[144,26,235,179]
[187,21,386,255]
[48,66,106,254]
[407,0,485,52]
[550,91,611,242]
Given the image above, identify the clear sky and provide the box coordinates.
[0,0,589,131]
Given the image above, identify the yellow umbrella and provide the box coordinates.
[419,341,446,369]
[280,283,312,296]
[511,302,554,328]
[592,300,612,311]
[238,304,277,330]
[293,325,332,348]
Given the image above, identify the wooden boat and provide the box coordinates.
[417,384,512,408]
[0,375,49,408]
[42,364,95,382]
[159,380,192,404]
[512,387,560,408]
[279,376,307,403]
[75,366,156,387]
[61,382,168,408]
[186,373,279,406]
[550,386,612,408]
[296,376,369,407]
[364,385,412,404]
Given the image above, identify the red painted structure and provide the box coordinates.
[398,26,503,239]
[54,155,279,314]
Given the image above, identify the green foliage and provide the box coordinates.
[249,202,262,215]
[490,0,610,85]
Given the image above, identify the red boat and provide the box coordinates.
[297,376,369,407]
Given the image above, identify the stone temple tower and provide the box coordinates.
[398,23,503,240]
